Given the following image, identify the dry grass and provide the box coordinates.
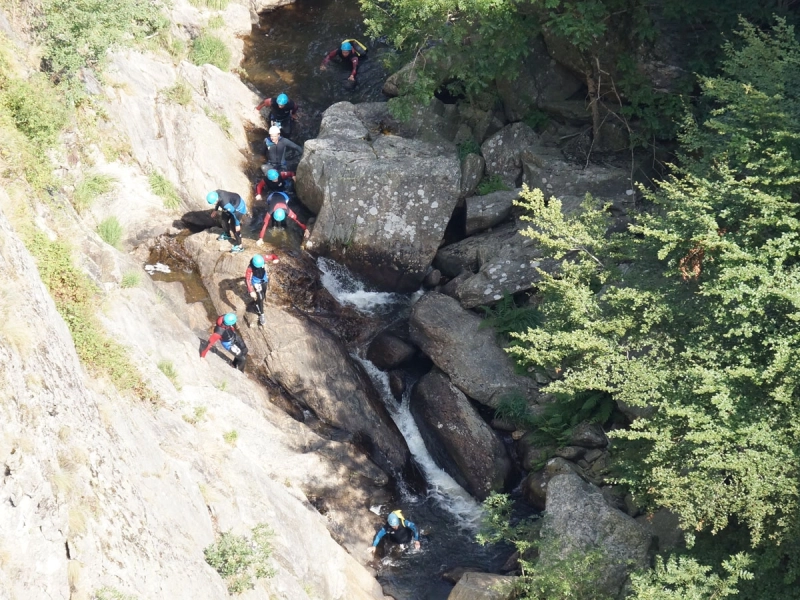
[69,505,89,536]
[0,286,32,354]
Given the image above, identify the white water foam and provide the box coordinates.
[357,357,485,530]
[317,257,403,313]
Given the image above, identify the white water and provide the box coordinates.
[317,256,405,313]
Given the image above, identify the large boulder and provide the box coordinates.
[540,474,654,597]
[296,102,461,292]
[409,292,538,408]
[366,332,416,371]
[434,222,519,278]
[481,123,539,188]
[496,35,584,123]
[460,153,486,199]
[447,572,518,600]
[410,371,511,499]
[465,189,517,236]
[184,231,411,473]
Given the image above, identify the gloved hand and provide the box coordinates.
[256,238,264,247]
[256,194,262,201]
[250,292,257,300]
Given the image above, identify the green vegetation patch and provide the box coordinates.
[204,524,275,594]
[189,0,230,9]
[148,172,182,210]
[96,217,123,249]
[190,33,231,71]
[476,174,509,196]
[162,79,193,106]
[73,174,117,212]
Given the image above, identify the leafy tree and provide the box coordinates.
[509,19,800,598]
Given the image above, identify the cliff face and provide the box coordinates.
[0,2,389,599]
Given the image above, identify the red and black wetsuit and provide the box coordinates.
[256,97,298,138]
[255,171,295,197]
[245,254,278,316]
[258,201,307,241]
[200,316,248,371]
[322,48,359,79]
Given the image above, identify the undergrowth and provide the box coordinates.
[148,172,182,210]
[204,524,274,594]
[190,33,231,71]
[73,174,117,212]
[120,271,141,288]
[476,174,509,196]
[162,79,193,106]
[457,139,481,161]
[97,217,123,249]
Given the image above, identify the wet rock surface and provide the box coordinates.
[446,572,518,600]
[410,371,511,499]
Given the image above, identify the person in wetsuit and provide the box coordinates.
[255,93,298,139]
[370,510,420,555]
[321,40,367,83]
[200,313,248,371]
[255,167,295,202]
[264,126,303,171]
[255,192,308,245]
[245,253,279,326]
[207,190,247,253]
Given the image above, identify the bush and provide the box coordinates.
[204,524,274,594]
[96,217,123,249]
[148,172,182,210]
[190,33,230,71]
[0,75,69,148]
[476,174,509,196]
[73,174,117,212]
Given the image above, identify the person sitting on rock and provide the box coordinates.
[255,93,298,139]
[370,510,420,556]
[207,190,247,254]
[245,253,279,326]
[265,126,303,171]
[256,192,309,246]
[255,167,295,201]
[321,40,368,83]
[200,313,248,371]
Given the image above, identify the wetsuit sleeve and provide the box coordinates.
[281,171,296,179]
[290,101,299,117]
[256,97,272,110]
[372,526,387,547]
[245,266,254,293]
[256,179,266,196]
[322,49,338,65]
[406,521,419,541]
[350,56,359,78]
[200,333,221,358]
[259,212,272,240]
[284,139,303,154]
[288,209,306,231]
[264,254,279,262]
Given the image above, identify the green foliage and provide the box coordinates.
[189,0,230,9]
[190,33,231,71]
[162,79,193,106]
[223,430,238,445]
[94,587,137,600]
[73,174,116,212]
[0,74,69,149]
[480,293,542,341]
[476,174,509,196]
[120,271,141,288]
[508,21,800,598]
[203,106,232,137]
[148,172,182,210]
[36,0,169,77]
[204,524,274,594]
[157,360,180,389]
[629,554,753,600]
[457,139,481,161]
[522,109,550,132]
[207,15,225,29]
[25,231,157,402]
[96,217,123,249]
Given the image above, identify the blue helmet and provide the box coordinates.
[206,191,218,204]
[251,254,265,268]
[387,513,400,527]
[341,41,353,52]
[276,93,288,107]
[267,169,280,182]
[273,208,286,222]
[223,313,237,326]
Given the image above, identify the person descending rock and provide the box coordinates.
[200,313,248,371]
[255,93,298,139]
[321,40,368,84]
[370,510,420,555]
[255,167,295,202]
[245,253,279,326]
[207,190,248,253]
[256,192,309,246]
[265,126,303,171]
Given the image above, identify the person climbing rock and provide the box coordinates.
[255,167,295,201]
[370,510,420,555]
[255,93,298,139]
[207,190,248,253]
[265,126,303,171]
[321,40,368,84]
[200,313,248,371]
[256,192,309,245]
[245,253,279,326]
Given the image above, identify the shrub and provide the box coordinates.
[73,174,117,212]
[0,75,69,149]
[148,171,182,210]
[204,524,274,594]
[96,217,123,249]
[162,79,193,106]
[190,33,230,71]
[476,174,509,196]
[120,271,140,288]
[457,139,481,161]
